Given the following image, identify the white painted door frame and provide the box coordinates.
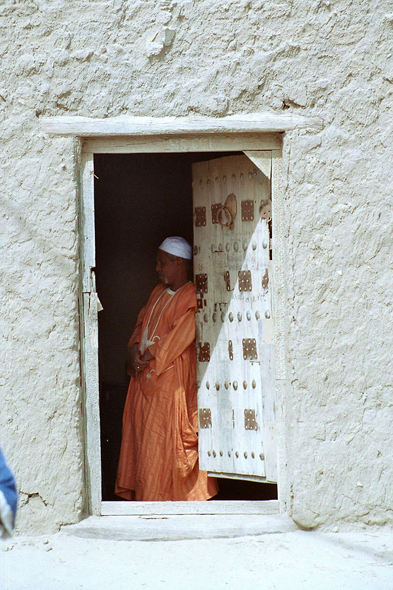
[42,115,321,516]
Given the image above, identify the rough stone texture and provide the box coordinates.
[1,0,392,532]
[0,129,84,533]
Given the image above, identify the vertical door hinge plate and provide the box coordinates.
[228,340,234,360]
[244,409,258,431]
[199,408,212,429]
[195,206,207,227]
[238,270,252,291]
[243,338,258,360]
[198,342,211,362]
[196,273,208,294]
[241,200,255,221]
[211,203,222,224]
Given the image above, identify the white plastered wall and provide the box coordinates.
[1,0,392,532]
[0,131,85,533]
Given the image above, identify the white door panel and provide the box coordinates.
[193,154,277,482]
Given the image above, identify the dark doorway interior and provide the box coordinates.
[94,152,278,502]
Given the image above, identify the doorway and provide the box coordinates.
[93,152,278,503]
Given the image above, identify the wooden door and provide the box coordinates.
[193,154,276,482]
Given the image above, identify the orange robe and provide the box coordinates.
[115,282,218,501]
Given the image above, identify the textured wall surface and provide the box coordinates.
[1,0,392,532]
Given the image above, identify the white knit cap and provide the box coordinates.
[159,236,192,260]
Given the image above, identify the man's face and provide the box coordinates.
[156,249,178,287]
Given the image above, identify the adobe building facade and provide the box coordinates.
[1,0,392,533]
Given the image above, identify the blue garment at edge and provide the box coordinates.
[0,447,17,519]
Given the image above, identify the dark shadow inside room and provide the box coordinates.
[94,152,278,503]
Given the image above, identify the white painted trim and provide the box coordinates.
[271,149,288,511]
[101,500,280,516]
[271,150,286,381]
[43,113,322,137]
[80,152,102,516]
[83,133,282,154]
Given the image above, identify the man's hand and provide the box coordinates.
[140,349,154,363]
[127,343,150,375]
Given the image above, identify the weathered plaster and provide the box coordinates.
[0,129,84,532]
[1,0,392,531]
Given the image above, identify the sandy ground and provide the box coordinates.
[1,519,393,590]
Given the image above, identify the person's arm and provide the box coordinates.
[142,307,196,376]
[126,287,163,374]
[127,306,146,351]
[127,342,150,375]
[0,448,17,538]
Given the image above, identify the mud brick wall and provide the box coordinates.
[1,0,392,532]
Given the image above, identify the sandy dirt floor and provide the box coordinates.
[1,525,393,590]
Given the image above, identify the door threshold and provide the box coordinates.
[65,511,294,541]
[101,499,280,516]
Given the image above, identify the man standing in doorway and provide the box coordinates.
[116,237,218,501]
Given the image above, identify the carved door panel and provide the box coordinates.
[193,154,276,482]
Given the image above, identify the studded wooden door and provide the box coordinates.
[193,153,276,482]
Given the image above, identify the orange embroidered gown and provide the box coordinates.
[115,282,218,501]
